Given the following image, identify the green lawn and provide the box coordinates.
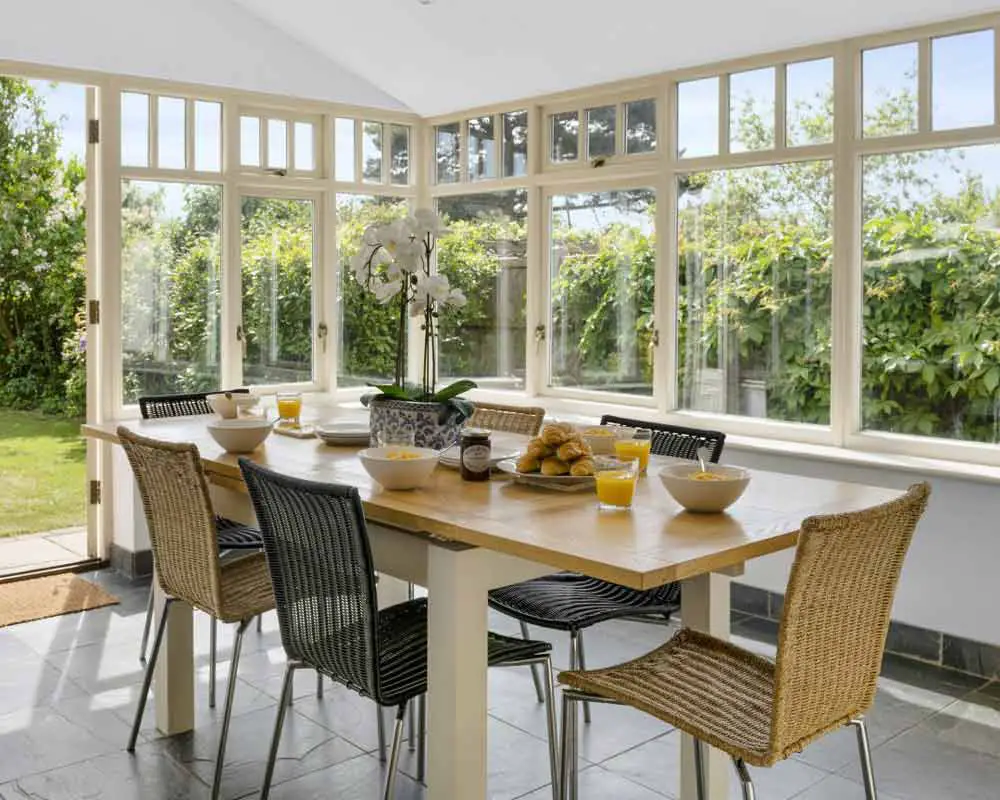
[0,409,86,537]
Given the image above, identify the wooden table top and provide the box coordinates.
[84,416,903,590]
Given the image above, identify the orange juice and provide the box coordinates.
[614,439,652,472]
[595,470,637,508]
[276,395,302,425]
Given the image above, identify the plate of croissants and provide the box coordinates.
[495,422,601,491]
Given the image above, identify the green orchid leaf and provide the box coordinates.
[430,380,477,403]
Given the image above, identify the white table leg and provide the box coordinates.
[153,581,195,735]
[679,571,732,800]
[426,545,490,799]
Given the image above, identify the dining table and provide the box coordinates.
[83,414,903,800]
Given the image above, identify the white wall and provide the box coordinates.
[725,445,1000,647]
[0,0,407,111]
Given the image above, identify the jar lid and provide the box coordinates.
[461,427,491,440]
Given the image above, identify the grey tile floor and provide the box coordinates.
[0,569,998,799]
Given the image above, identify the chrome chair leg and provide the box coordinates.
[693,738,706,800]
[383,703,407,800]
[128,598,173,751]
[139,587,154,664]
[210,617,251,800]
[416,694,426,784]
[541,657,560,800]
[209,615,217,709]
[408,698,416,752]
[559,692,578,800]
[570,631,591,724]
[521,621,546,703]
[376,703,387,762]
[260,662,299,800]
[316,672,323,699]
[732,757,756,800]
[257,613,263,633]
[850,717,878,800]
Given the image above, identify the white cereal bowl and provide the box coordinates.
[579,425,637,455]
[658,463,750,513]
[206,392,239,419]
[207,418,275,454]
[358,447,440,490]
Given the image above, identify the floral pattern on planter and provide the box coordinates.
[368,397,469,450]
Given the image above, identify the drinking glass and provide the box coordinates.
[595,458,639,510]
[614,428,652,474]
[375,427,415,449]
[276,392,303,428]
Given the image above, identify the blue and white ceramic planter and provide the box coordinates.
[368,397,468,450]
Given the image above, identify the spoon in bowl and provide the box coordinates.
[696,445,712,474]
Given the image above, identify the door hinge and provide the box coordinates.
[89,479,102,505]
[88,119,100,145]
[651,328,660,347]
[88,299,100,324]
[534,324,546,343]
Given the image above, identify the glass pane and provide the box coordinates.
[194,101,221,172]
[240,116,260,167]
[362,121,383,183]
[625,99,657,154]
[390,125,410,185]
[121,92,149,168]
[157,97,186,170]
[336,194,410,386]
[587,105,616,159]
[729,68,775,152]
[335,118,356,181]
[121,181,222,403]
[436,122,461,183]
[787,58,834,146]
[932,30,995,130]
[678,162,833,423]
[550,111,579,163]
[267,119,287,169]
[549,189,656,395]
[863,42,919,137]
[678,78,719,158]
[502,110,528,177]
[438,191,528,390]
[467,115,496,180]
[241,197,314,384]
[294,122,315,171]
[862,143,1000,442]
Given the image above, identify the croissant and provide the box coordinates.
[526,439,553,459]
[540,456,570,476]
[540,423,573,447]
[570,458,596,477]
[557,439,588,462]
[516,454,541,474]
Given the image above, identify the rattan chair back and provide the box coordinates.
[138,388,249,420]
[469,402,546,436]
[770,482,930,758]
[239,459,380,701]
[118,427,223,614]
[599,415,726,463]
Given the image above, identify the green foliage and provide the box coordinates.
[0,78,86,414]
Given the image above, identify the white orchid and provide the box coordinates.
[416,273,452,303]
[372,279,402,304]
[447,288,467,307]
[362,225,381,247]
[413,208,449,238]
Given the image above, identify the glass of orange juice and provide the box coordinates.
[614,428,652,474]
[276,392,303,428]
[595,458,639,510]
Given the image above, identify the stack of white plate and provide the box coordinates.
[316,421,370,446]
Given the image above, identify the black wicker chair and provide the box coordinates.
[488,417,726,722]
[136,389,263,710]
[239,459,561,799]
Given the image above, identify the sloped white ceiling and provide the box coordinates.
[1,0,408,111]
[232,0,1000,115]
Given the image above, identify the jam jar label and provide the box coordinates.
[462,444,492,473]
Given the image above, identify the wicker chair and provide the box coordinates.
[118,428,276,800]
[557,482,931,800]
[238,459,561,800]
[136,389,263,711]
[488,416,726,722]
[469,401,546,436]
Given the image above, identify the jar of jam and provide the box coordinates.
[460,428,492,482]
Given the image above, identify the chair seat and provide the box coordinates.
[559,628,779,767]
[215,552,275,623]
[488,572,679,631]
[375,598,552,707]
[215,516,264,550]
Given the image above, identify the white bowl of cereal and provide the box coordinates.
[358,446,440,490]
[579,425,636,455]
[658,463,750,513]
